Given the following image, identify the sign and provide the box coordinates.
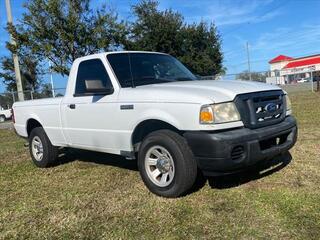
[281,65,318,75]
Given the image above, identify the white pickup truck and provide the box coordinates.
[0,108,12,122]
[13,51,297,197]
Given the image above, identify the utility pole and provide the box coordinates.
[48,60,55,97]
[5,0,24,101]
[311,70,314,92]
[246,42,252,81]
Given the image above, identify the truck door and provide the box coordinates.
[61,58,120,153]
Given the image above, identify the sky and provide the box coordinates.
[1,0,320,92]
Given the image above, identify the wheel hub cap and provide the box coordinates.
[156,158,171,173]
[145,145,175,187]
[31,136,44,161]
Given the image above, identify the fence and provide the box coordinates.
[206,70,319,91]
[201,71,269,81]
[0,88,66,109]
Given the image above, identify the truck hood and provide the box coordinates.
[119,80,283,104]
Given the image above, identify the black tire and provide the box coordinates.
[138,130,198,198]
[29,127,58,168]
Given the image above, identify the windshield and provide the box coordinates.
[107,53,197,87]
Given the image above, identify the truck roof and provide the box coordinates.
[75,51,168,62]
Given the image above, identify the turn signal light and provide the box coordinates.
[200,106,214,124]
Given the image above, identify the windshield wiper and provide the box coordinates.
[128,76,197,87]
[132,77,175,86]
[137,76,172,81]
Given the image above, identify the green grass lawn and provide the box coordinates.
[0,89,320,239]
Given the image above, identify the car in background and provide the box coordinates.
[0,108,12,122]
[297,77,310,83]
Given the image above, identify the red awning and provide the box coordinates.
[284,57,320,69]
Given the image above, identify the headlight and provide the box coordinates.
[285,95,292,111]
[200,102,241,124]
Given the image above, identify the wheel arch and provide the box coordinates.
[26,118,43,137]
[131,119,182,152]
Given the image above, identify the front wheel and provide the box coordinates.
[29,127,58,168]
[138,130,198,198]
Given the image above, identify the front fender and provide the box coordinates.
[132,109,181,131]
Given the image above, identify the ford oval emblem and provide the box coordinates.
[265,103,277,112]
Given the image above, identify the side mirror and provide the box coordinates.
[85,79,113,94]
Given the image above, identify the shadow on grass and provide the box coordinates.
[208,152,292,189]
[53,148,292,194]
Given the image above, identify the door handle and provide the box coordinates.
[68,104,76,109]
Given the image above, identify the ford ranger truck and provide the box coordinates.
[13,51,297,198]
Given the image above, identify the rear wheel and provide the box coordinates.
[138,130,197,198]
[29,127,58,168]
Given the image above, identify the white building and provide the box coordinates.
[266,54,320,85]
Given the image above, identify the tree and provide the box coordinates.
[0,93,14,109]
[125,0,223,76]
[1,20,43,92]
[32,83,53,99]
[125,0,184,56]
[40,83,53,98]
[179,22,223,76]
[4,0,223,84]
[0,55,41,92]
[236,71,267,82]
[7,0,126,76]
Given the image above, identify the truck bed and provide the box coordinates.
[13,97,66,146]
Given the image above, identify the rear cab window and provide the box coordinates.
[74,59,113,96]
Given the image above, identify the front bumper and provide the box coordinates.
[184,116,297,176]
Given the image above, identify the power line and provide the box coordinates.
[223,0,288,37]
[224,26,320,59]
[224,38,320,73]
[226,51,320,68]
[225,44,320,64]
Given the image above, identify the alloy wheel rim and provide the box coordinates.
[31,136,44,161]
[145,145,175,187]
